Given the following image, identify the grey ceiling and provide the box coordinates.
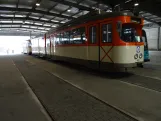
[0,0,160,36]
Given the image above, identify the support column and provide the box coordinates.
[158,27,160,50]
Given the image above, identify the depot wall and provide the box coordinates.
[144,27,161,50]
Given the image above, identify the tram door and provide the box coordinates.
[87,24,100,69]
[99,22,113,69]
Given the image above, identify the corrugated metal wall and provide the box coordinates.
[144,27,160,50]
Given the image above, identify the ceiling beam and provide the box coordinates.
[13,0,20,24]
[0,16,60,25]
[0,27,48,31]
[139,0,161,22]
[55,0,85,23]
[0,23,52,28]
[144,17,161,26]
[24,0,42,30]
[0,7,73,19]
[95,0,161,26]
[38,2,59,22]
[38,1,63,28]
[50,0,93,11]
[0,32,42,36]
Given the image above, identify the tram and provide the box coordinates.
[25,11,144,70]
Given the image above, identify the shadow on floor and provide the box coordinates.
[33,55,134,80]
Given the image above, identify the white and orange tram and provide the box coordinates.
[27,11,144,70]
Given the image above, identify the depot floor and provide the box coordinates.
[0,51,161,121]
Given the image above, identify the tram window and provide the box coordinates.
[61,32,65,44]
[63,31,70,44]
[55,34,59,45]
[59,33,63,44]
[51,35,56,46]
[46,38,50,46]
[81,27,86,43]
[89,26,97,44]
[70,27,86,44]
[70,30,74,44]
[102,24,112,43]
[47,43,50,47]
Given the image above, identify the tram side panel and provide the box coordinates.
[88,17,144,69]
[50,27,89,66]
[31,38,39,56]
[86,24,100,69]
[100,19,144,68]
[22,40,28,54]
[38,36,46,57]
[23,40,32,55]
[50,34,55,58]
[48,12,144,69]
[46,35,52,58]
[30,35,46,57]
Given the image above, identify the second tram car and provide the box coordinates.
[27,11,144,70]
[23,40,32,55]
[142,29,150,62]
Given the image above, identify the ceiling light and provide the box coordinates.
[36,3,40,6]
[61,21,66,23]
[134,2,139,6]
[0,29,1,30]
[67,9,71,12]
[17,30,19,31]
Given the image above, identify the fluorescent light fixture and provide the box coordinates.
[15,15,26,17]
[41,18,49,21]
[22,25,29,28]
[60,21,66,23]
[13,21,23,23]
[36,3,40,6]
[1,21,12,23]
[29,16,39,19]
[67,9,71,12]
[41,30,47,33]
[45,28,50,30]
[134,2,139,6]
[44,24,51,27]
[25,21,31,24]
[30,26,37,29]
[35,23,43,25]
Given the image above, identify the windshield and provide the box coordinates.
[120,24,142,42]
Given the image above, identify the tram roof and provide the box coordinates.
[49,11,141,33]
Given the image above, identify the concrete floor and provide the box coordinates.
[1,51,161,121]
[0,55,135,121]
[0,56,51,121]
[22,51,161,121]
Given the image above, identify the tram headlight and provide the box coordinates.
[134,54,138,59]
[139,53,143,59]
